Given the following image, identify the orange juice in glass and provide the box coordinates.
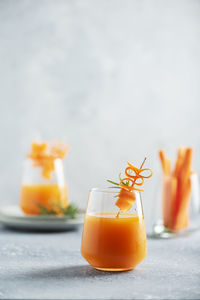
[81,188,147,271]
[20,142,69,215]
[81,159,152,271]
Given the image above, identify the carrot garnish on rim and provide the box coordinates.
[107,158,153,216]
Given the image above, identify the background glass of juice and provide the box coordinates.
[81,188,147,271]
[20,158,68,215]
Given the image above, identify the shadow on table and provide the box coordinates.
[0,225,80,234]
[26,265,128,279]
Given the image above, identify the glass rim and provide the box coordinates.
[90,187,140,195]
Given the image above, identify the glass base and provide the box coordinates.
[149,219,200,239]
[95,267,133,272]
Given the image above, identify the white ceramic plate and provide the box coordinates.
[0,205,84,231]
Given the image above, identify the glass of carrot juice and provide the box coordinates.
[81,188,147,271]
[20,141,69,215]
[20,157,68,215]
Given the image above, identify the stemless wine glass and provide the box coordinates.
[20,158,68,215]
[81,188,147,271]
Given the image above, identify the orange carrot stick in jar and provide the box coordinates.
[162,176,177,228]
[171,148,193,231]
[173,148,184,177]
[166,159,171,175]
[172,177,191,231]
[159,150,171,175]
[159,150,167,174]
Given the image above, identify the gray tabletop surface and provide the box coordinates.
[0,225,199,300]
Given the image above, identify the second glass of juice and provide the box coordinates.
[20,158,68,215]
[81,188,147,271]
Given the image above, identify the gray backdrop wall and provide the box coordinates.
[0,0,200,229]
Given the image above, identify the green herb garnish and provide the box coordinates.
[107,175,131,189]
[38,202,78,218]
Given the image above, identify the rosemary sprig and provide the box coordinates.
[38,202,78,218]
[63,204,79,218]
[37,204,55,215]
[107,174,130,189]
[107,180,120,187]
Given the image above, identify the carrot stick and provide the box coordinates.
[179,148,193,179]
[166,159,171,175]
[173,177,191,231]
[171,148,193,231]
[173,148,184,177]
[159,150,167,174]
[163,176,177,228]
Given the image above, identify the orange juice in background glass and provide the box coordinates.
[20,142,69,215]
[81,159,153,271]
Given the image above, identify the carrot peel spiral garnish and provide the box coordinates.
[107,158,153,213]
[120,162,153,192]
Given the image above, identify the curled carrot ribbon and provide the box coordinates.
[119,161,153,192]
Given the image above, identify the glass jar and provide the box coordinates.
[81,188,147,271]
[151,173,200,238]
